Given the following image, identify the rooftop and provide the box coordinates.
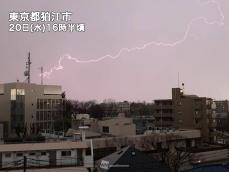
[0,141,87,153]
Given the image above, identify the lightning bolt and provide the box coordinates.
[43,0,224,78]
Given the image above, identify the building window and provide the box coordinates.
[29,152,36,156]
[16,153,23,157]
[11,89,16,100]
[17,89,25,95]
[5,153,11,158]
[61,151,71,157]
[36,111,40,121]
[41,152,46,156]
[40,111,44,121]
[102,126,109,133]
[40,99,44,109]
[86,148,91,156]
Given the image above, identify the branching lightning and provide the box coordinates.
[43,0,224,78]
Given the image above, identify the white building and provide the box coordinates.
[98,113,136,136]
[0,141,93,169]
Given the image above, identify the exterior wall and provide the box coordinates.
[153,99,173,128]
[0,149,88,169]
[215,100,229,131]
[172,88,216,142]
[98,117,136,136]
[56,150,78,166]
[0,82,64,137]
[1,151,49,168]
[190,149,229,164]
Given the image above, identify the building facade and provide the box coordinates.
[153,99,173,128]
[214,100,229,131]
[0,82,64,138]
[98,113,136,136]
[153,88,216,142]
[0,141,92,169]
[172,88,216,142]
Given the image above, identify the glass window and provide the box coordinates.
[47,99,51,109]
[41,152,46,156]
[61,151,71,157]
[5,153,11,158]
[11,89,16,100]
[37,99,40,109]
[44,111,47,120]
[29,152,36,156]
[44,99,48,109]
[40,99,44,109]
[17,89,25,95]
[52,99,56,109]
[47,111,51,120]
[16,153,23,157]
[40,111,43,121]
[36,111,40,121]
[102,126,109,133]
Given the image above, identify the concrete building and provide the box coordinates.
[132,116,155,134]
[153,99,173,128]
[214,100,229,131]
[71,113,136,137]
[117,101,130,114]
[153,87,216,142]
[0,141,93,169]
[98,113,136,136]
[172,88,216,142]
[0,82,64,138]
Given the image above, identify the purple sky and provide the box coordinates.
[0,0,228,102]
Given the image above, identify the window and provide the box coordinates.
[41,152,46,156]
[11,89,16,100]
[102,126,109,133]
[37,99,40,109]
[40,111,43,121]
[86,148,91,156]
[17,89,25,95]
[29,152,36,156]
[16,153,23,157]
[36,111,40,121]
[44,111,47,120]
[61,151,71,157]
[47,112,51,120]
[40,99,44,109]
[5,153,11,158]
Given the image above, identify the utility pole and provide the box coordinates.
[23,156,27,172]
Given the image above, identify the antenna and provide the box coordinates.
[178,72,180,88]
[24,52,32,84]
[38,66,44,85]
[182,83,185,93]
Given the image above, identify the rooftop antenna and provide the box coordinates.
[182,83,185,93]
[177,72,180,88]
[38,66,44,85]
[24,52,32,84]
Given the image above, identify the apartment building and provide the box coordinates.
[153,99,173,128]
[214,100,229,131]
[172,88,216,142]
[0,82,64,138]
[153,87,216,142]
